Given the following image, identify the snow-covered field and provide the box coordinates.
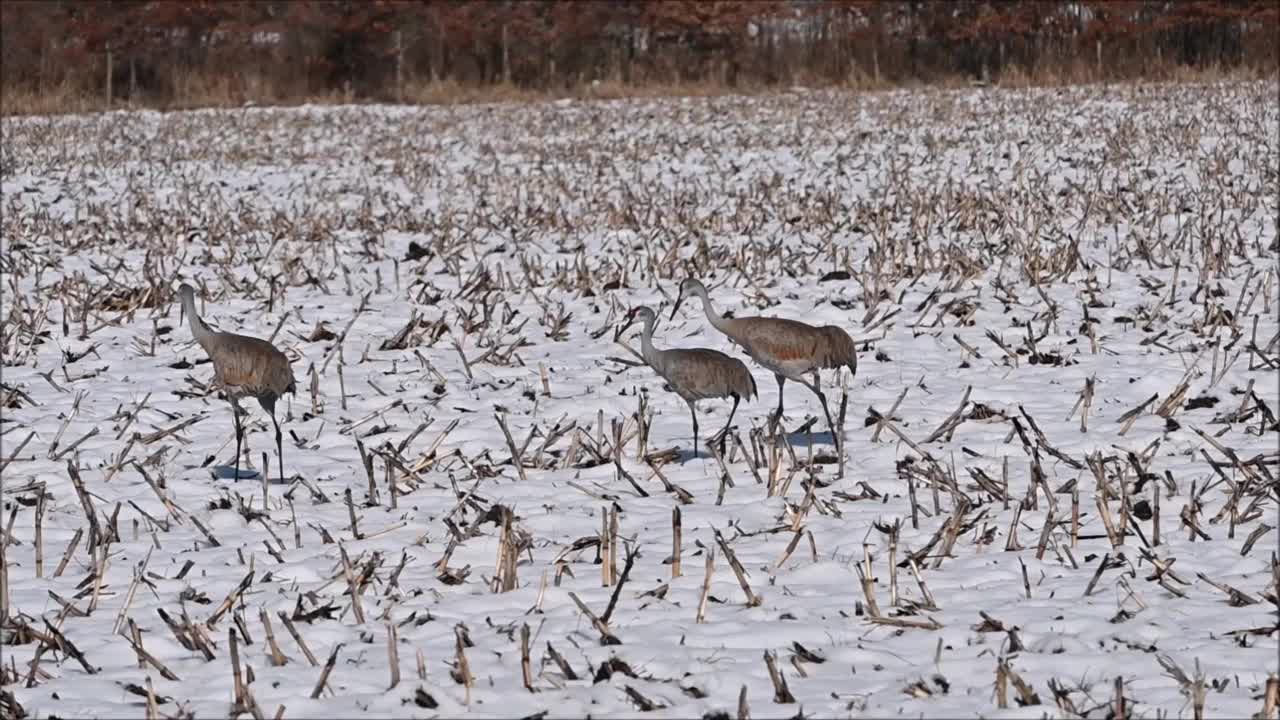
[1,81,1277,719]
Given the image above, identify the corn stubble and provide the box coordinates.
[0,80,1276,718]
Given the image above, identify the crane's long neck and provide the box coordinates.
[692,286,734,337]
[181,292,215,348]
[639,313,661,368]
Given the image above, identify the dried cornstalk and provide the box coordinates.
[229,627,246,710]
[908,558,939,610]
[34,488,45,578]
[452,625,474,704]
[1263,675,1278,720]
[924,385,970,443]
[714,529,760,607]
[495,412,529,482]
[260,608,287,666]
[387,622,401,690]
[520,623,535,692]
[277,611,319,666]
[857,557,880,618]
[671,507,682,578]
[696,550,715,624]
[866,614,943,630]
[566,591,618,645]
[600,508,613,587]
[1066,376,1095,432]
[763,650,795,704]
[309,643,342,699]
[1116,393,1158,436]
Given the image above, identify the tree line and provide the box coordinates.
[2,1,1276,111]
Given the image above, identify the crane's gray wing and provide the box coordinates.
[208,333,294,399]
[660,348,756,401]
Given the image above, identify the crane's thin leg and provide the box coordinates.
[270,410,285,483]
[715,394,741,452]
[229,399,244,482]
[691,397,701,453]
[800,371,838,452]
[770,374,786,433]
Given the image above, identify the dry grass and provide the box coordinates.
[2,60,1275,117]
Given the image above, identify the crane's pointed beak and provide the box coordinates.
[669,295,684,321]
[613,308,637,342]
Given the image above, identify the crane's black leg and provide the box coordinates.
[771,374,786,432]
[802,371,839,452]
[813,390,836,437]
[270,410,285,483]
[688,400,699,457]
[716,394,741,452]
[229,400,244,481]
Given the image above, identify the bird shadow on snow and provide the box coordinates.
[208,464,261,481]
[678,423,836,461]
[675,447,708,462]
[772,416,839,450]
[784,428,837,449]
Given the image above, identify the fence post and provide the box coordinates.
[501,24,510,85]
[395,30,404,101]
[105,44,113,108]
[1096,38,1102,78]
[431,25,441,84]
[39,40,48,95]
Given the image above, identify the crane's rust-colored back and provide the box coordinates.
[672,278,857,378]
[724,316,857,375]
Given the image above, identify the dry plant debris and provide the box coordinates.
[0,80,1277,718]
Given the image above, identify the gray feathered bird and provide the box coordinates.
[622,305,757,455]
[178,283,295,482]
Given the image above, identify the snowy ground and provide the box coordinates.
[1,81,1277,719]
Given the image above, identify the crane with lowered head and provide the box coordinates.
[621,305,757,456]
[178,282,295,483]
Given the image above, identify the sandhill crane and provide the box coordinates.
[621,305,757,455]
[178,283,296,483]
[670,278,857,446]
